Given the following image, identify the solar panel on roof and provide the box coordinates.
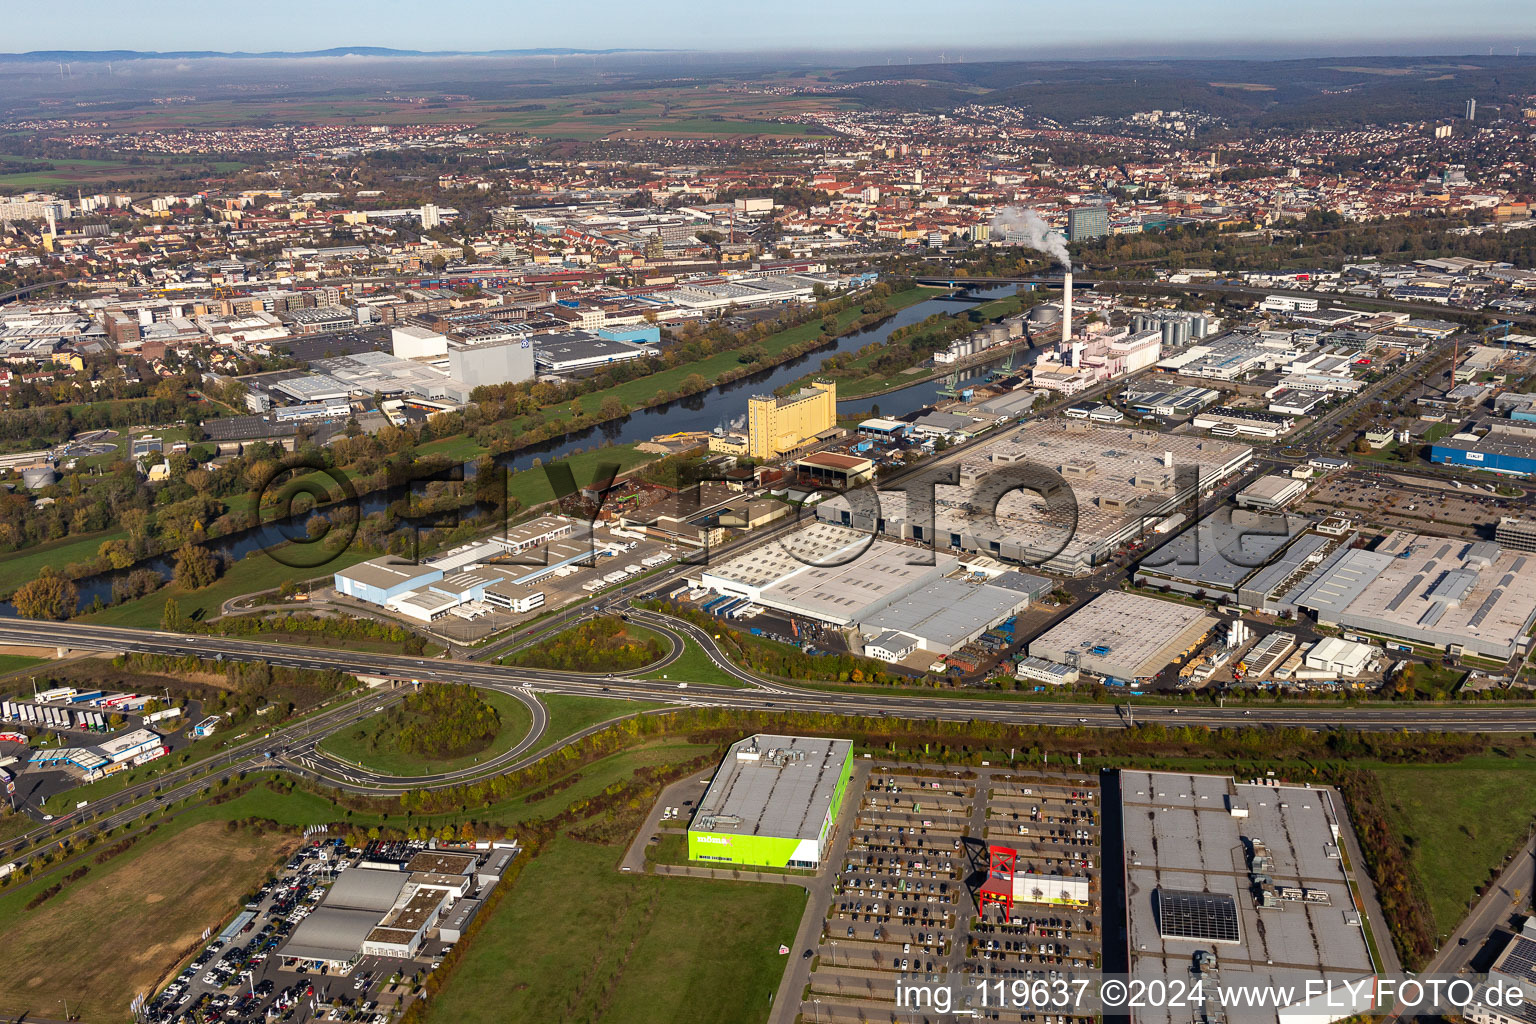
[1503,936,1536,983]
[1156,889,1240,943]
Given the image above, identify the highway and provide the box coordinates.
[4,618,1536,740]
[5,607,1533,950]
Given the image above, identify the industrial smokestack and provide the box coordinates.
[1061,270,1073,344]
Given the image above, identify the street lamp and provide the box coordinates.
[813,996,822,1023]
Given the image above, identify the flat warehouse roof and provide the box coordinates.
[692,734,852,843]
[336,558,440,591]
[1029,591,1217,680]
[702,522,872,590]
[1289,531,1536,655]
[757,541,955,626]
[861,577,1030,649]
[1136,509,1311,591]
[1121,770,1374,1024]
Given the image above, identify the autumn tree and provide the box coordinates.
[12,569,77,620]
[98,538,135,569]
[172,542,220,590]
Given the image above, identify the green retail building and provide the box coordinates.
[687,734,854,869]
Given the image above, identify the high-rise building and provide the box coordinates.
[746,380,837,461]
[447,333,535,388]
[1466,98,1478,121]
[1067,206,1110,243]
[419,203,441,229]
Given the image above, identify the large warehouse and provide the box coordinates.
[688,734,854,869]
[1281,531,1536,658]
[1120,770,1375,1024]
[1431,420,1536,476]
[696,522,959,626]
[1028,591,1217,684]
[1132,509,1346,609]
[858,575,1035,656]
[694,522,1038,649]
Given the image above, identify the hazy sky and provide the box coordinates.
[12,0,1534,55]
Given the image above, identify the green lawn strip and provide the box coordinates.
[79,546,376,628]
[316,689,534,778]
[0,654,45,676]
[1377,753,1536,938]
[535,693,674,752]
[639,638,751,688]
[0,812,33,845]
[2,529,128,591]
[425,834,806,1024]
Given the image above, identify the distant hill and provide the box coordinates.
[2,47,671,62]
[829,55,1536,127]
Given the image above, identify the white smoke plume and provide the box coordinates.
[988,206,1071,269]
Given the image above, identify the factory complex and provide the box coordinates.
[1133,508,1353,610]
[1280,531,1536,659]
[271,847,514,970]
[687,735,855,869]
[690,520,1050,659]
[815,419,1254,575]
[332,515,673,624]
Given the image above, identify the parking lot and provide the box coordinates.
[1297,470,1518,537]
[800,766,1103,1024]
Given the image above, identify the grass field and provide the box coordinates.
[1379,753,1536,936]
[78,545,375,628]
[317,689,534,777]
[0,655,45,677]
[0,815,297,1021]
[0,155,143,190]
[425,835,805,1024]
[2,529,127,594]
[535,693,672,752]
[640,638,748,688]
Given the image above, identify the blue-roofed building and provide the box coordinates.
[1431,421,1536,476]
[597,324,662,345]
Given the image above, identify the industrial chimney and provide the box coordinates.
[1061,270,1073,344]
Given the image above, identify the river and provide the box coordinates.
[21,285,1023,615]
